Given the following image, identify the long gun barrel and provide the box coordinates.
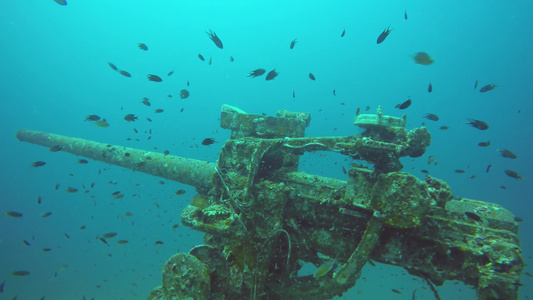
[16,129,215,193]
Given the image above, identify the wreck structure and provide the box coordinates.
[16,105,523,299]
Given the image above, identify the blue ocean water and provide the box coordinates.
[0,0,531,299]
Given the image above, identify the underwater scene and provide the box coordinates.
[1,0,532,299]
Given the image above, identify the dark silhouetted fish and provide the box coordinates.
[467,119,489,130]
[124,114,138,122]
[504,169,523,179]
[202,138,216,146]
[377,26,392,44]
[290,38,297,49]
[206,29,223,49]
[248,69,266,78]
[341,29,345,37]
[118,70,131,77]
[499,149,517,159]
[395,98,411,109]
[428,82,433,93]
[147,74,162,82]
[265,69,279,81]
[31,161,46,167]
[54,0,67,5]
[478,141,490,147]
[180,89,190,99]
[108,62,117,71]
[309,73,316,80]
[138,43,148,50]
[424,113,439,121]
[413,52,434,65]
[479,84,497,93]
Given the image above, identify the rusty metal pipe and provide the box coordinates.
[16,129,215,193]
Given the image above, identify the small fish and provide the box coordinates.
[230,56,234,62]
[377,26,392,44]
[486,164,493,173]
[179,89,190,99]
[333,90,336,96]
[140,98,151,106]
[391,289,402,294]
[292,90,295,98]
[499,149,517,159]
[23,240,30,246]
[341,29,345,37]
[77,159,88,164]
[163,150,170,155]
[64,232,70,239]
[395,98,412,110]
[439,126,449,130]
[248,69,266,78]
[290,38,297,49]
[424,113,439,121]
[124,114,138,122]
[118,70,131,77]
[413,52,434,65]
[474,80,479,89]
[154,109,164,113]
[172,224,180,229]
[107,62,117,71]
[155,241,164,245]
[478,141,491,147]
[206,29,223,49]
[421,170,429,174]
[138,43,148,50]
[53,0,67,5]
[428,82,433,93]
[265,69,279,81]
[37,195,42,204]
[117,240,129,244]
[309,73,316,80]
[66,187,78,193]
[198,54,205,61]
[404,10,408,20]
[201,138,216,146]
[341,165,347,174]
[175,190,186,195]
[147,74,162,82]
[504,169,523,180]
[0,280,5,293]
[80,225,86,230]
[124,212,133,217]
[465,211,482,223]
[455,169,466,173]
[11,271,30,277]
[102,232,117,239]
[94,120,110,127]
[467,119,489,130]
[5,211,23,218]
[42,248,52,252]
[479,84,497,93]
[41,212,52,218]
[85,115,100,121]
[98,237,109,246]
[49,145,63,153]
[31,161,46,167]
[55,183,60,190]
[500,185,507,190]
[313,259,336,278]
[111,191,120,196]
[146,118,152,122]
[208,56,212,65]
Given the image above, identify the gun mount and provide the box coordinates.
[16,105,523,300]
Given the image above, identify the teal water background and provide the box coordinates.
[0,0,532,299]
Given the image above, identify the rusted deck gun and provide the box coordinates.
[16,105,523,300]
